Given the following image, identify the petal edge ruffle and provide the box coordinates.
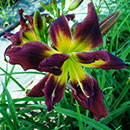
[76,50,127,70]
[39,53,69,75]
[5,41,52,71]
[70,75,108,121]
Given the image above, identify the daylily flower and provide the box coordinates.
[4,8,45,46]
[4,2,127,120]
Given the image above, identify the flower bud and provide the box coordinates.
[99,11,120,36]
[34,10,45,41]
[68,0,84,11]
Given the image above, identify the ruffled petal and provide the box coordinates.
[76,50,127,70]
[69,75,108,121]
[39,53,69,75]
[5,41,53,71]
[49,15,73,52]
[3,32,13,37]
[4,28,38,46]
[4,30,24,46]
[70,2,103,52]
[43,74,67,111]
[27,74,50,97]
[18,9,30,30]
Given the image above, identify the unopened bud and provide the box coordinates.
[99,11,120,36]
[68,0,84,11]
[34,10,45,41]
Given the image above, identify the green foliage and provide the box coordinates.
[0,0,130,129]
[0,0,18,27]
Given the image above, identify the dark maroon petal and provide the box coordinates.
[5,41,52,71]
[4,30,24,46]
[74,2,103,50]
[76,50,127,70]
[70,76,108,121]
[99,51,127,70]
[65,14,75,21]
[70,75,94,99]
[18,9,26,23]
[18,9,29,30]
[4,32,13,38]
[49,15,72,51]
[76,50,109,64]
[43,75,66,111]
[39,53,69,75]
[27,74,49,97]
[90,78,108,121]
[25,15,34,27]
[4,29,36,46]
[4,45,12,61]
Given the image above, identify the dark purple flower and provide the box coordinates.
[4,2,127,120]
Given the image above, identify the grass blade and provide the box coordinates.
[54,107,111,130]
[0,109,16,130]
[111,81,130,110]
[0,67,25,91]
[3,86,19,129]
[75,100,84,130]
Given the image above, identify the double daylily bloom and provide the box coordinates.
[4,2,126,120]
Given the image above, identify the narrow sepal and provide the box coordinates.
[99,51,127,70]
[70,75,108,121]
[76,50,127,70]
[27,74,49,97]
[18,9,29,30]
[5,41,52,71]
[72,2,103,52]
[49,15,72,52]
[39,53,69,75]
[43,75,66,111]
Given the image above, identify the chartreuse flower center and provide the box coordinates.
[61,52,90,98]
[54,29,90,98]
